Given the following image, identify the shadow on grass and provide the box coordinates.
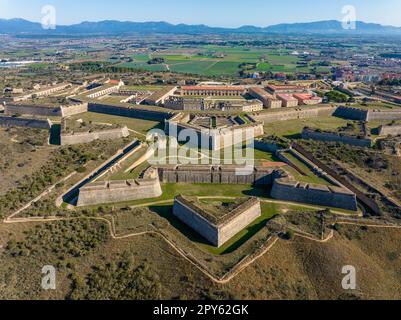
[148,189,276,255]
[284,133,302,140]
[49,124,61,145]
[151,122,165,132]
[149,205,212,247]
[370,127,380,135]
[242,186,271,199]
[221,217,273,254]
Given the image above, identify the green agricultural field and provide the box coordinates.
[205,61,242,76]
[256,62,272,71]
[169,60,216,74]
[118,61,168,72]
[117,46,309,76]
[130,54,151,61]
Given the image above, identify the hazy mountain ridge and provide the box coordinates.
[1,18,401,35]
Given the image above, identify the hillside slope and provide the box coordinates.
[0,221,400,300]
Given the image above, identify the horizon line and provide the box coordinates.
[0,17,399,29]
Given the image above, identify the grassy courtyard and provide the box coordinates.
[69,112,163,135]
[263,116,355,138]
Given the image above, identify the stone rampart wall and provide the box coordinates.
[60,126,129,145]
[173,197,262,247]
[367,110,401,121]
[173,199,219,246]
[157,165,274,185]
[77,178,162,207]
[271,178,358,211]
[334,106,368,120]
[0,116,52,129]
[60,103,88,117]
[254,140,281,153]
[4,104,62,117]
[218,201,261,246]
[379,124,401,136]
[334,107,401,122]
[253,106,336,123]
[88,103,172,121]
[165,116,264,151]
[302,128,372,147]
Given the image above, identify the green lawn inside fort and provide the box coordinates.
[263,116,358,138]
[76,181,360,255]
[68,112,163,136]
[282,151,332,186]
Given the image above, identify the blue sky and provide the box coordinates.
[1,0,401,27]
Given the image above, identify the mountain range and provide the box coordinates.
[1,18,401,36]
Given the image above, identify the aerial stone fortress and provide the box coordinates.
[3,79,390,248]
[165,113,264,150]
[75,162,358,210]
[72,160,358,245]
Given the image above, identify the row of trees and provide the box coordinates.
[325,90,351,103]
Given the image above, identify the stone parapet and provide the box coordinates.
[60,126,130,145]
[379,124,401,136]
[0,116,52,129]
[301,128,372,147]
[77,167,162,206]
[271,172,358,211]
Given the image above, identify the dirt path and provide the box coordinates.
[260,199,362,217]
[2,213,277,284]
[204,61,219,71]
[127,128,146,138]
[3,211,401,284]
[5,172,77,221]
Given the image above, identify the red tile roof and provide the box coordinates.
[249,87,278,100]
[266,84,304,91]
[182,86,245,91]
[276,94,297,101]
[108,79,121,85]
[293,93,321,100]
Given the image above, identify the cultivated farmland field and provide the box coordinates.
[118,46,313,76]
